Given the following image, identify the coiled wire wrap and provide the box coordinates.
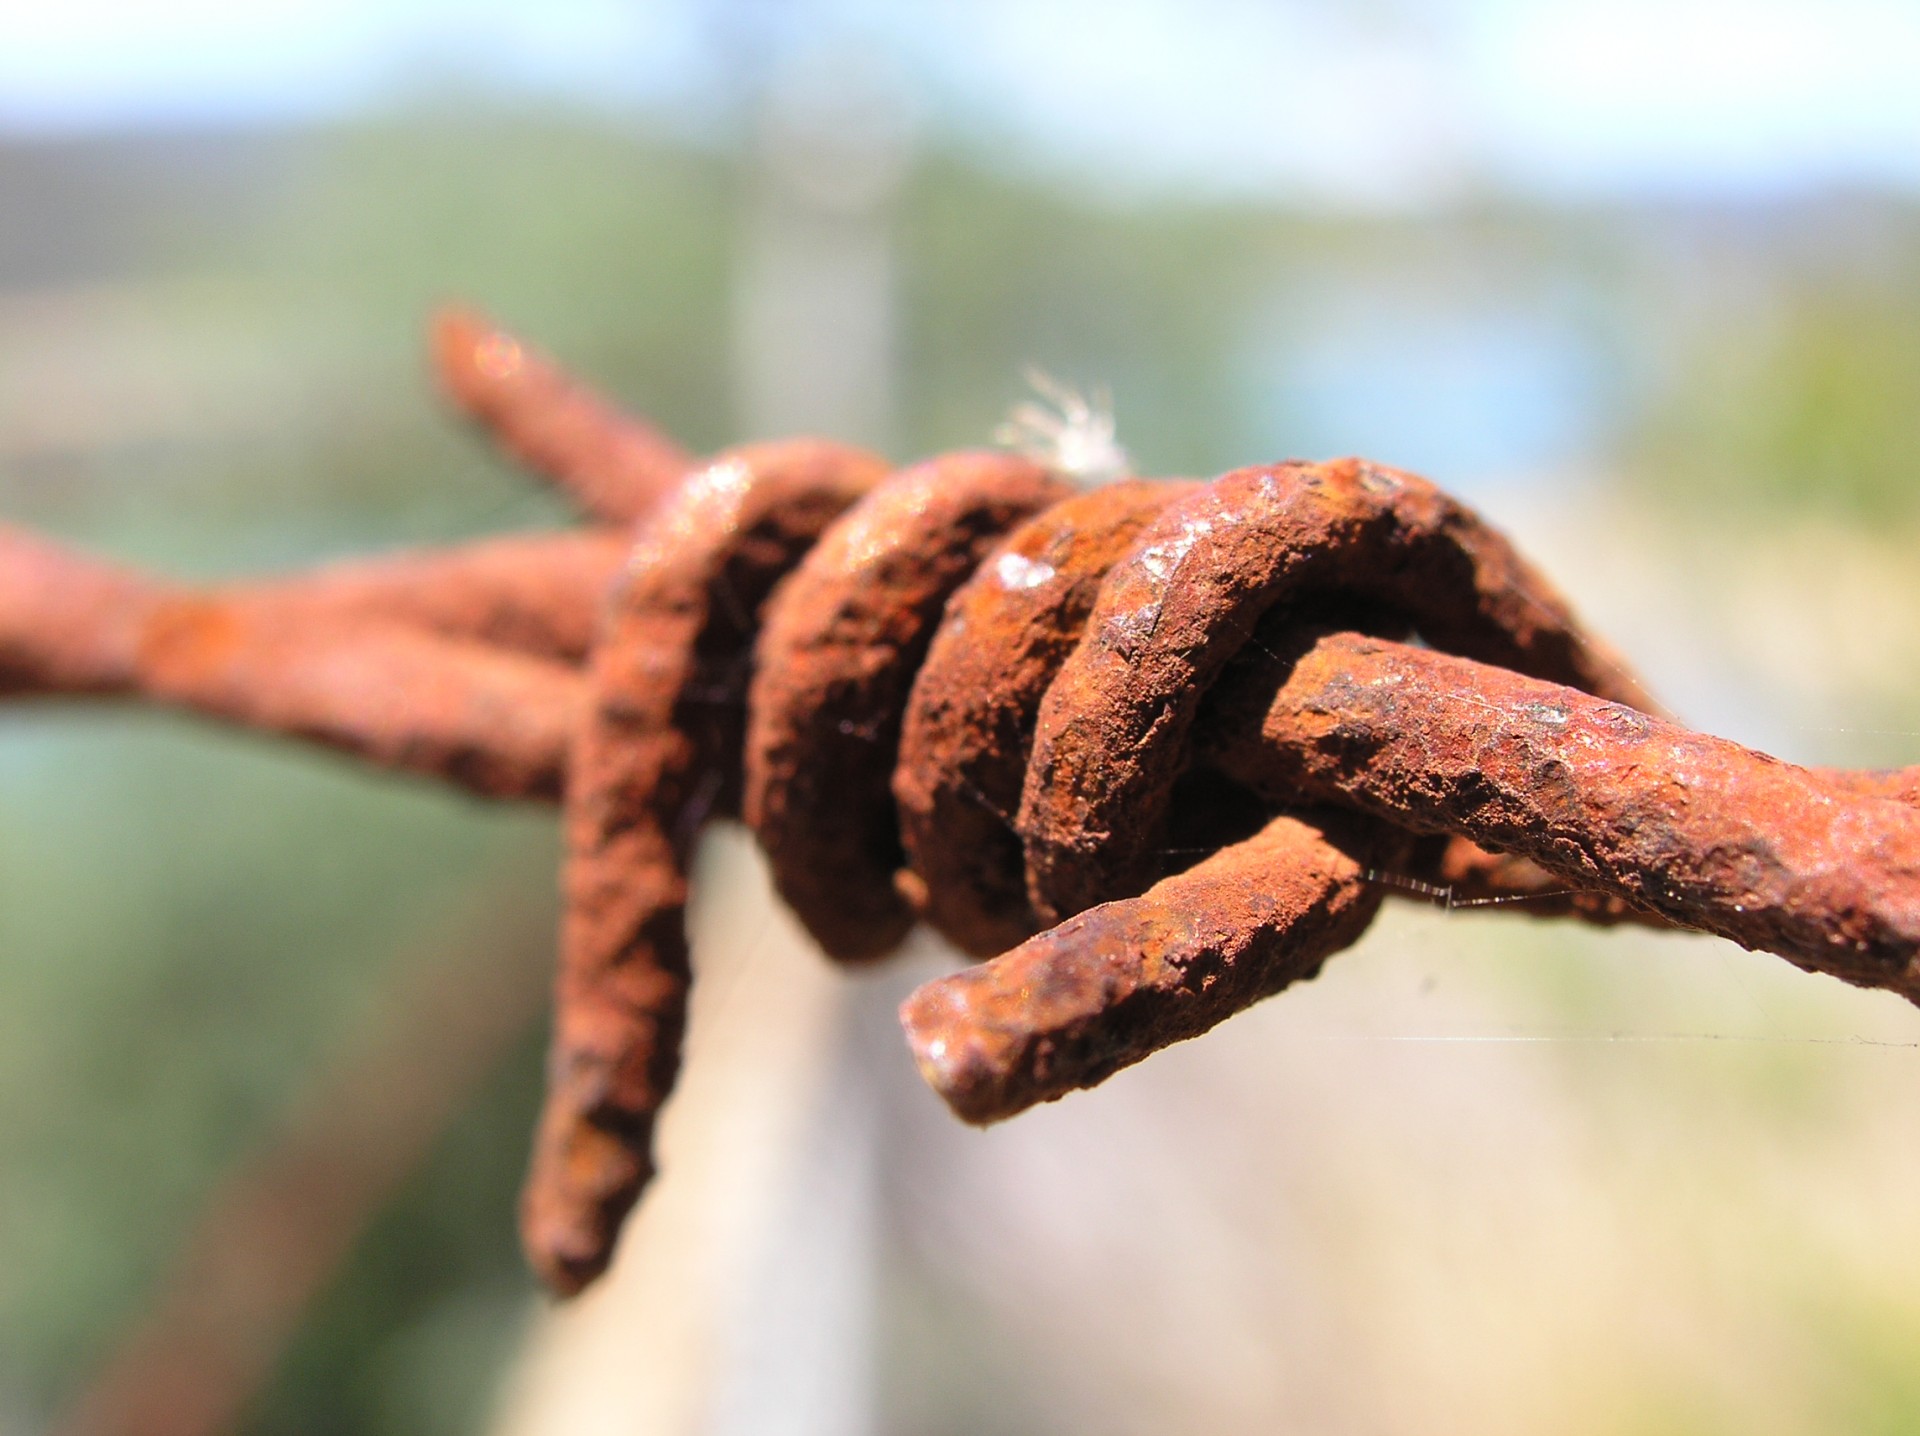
[4,311,1917,1298]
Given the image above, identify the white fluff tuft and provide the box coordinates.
[995,368,1130,489]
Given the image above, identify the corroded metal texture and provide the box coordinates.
[896,480,1194,956]
[5,311,1915,1295]
[533,438,888,1294]
[1198,628,1920,996]
[1017,458,1660,925]
[433,309,692,523]
[0,524,585,798]
[139,599,585,800]
[228,530,629,663]
[899,811,1394,1123]
[744,451,1069,964]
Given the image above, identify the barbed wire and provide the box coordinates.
[2,310,1914,1295]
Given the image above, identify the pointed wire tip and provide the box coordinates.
[430,305,528,409]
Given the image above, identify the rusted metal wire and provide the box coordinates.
[3,312,1915,1295]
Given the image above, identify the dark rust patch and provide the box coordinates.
[896,480,1192,956]
[1202,629,1920,994]
[899,812,1396,1123]
[533,439,887,1293]
[1018,458,1661,926]
[744,452,1068,963]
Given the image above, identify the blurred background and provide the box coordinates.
[3,2,1920,1432]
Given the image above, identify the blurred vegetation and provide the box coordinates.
[1627,203,1920,527]
[2,105,1919,1433]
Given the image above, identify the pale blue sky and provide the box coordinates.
[1,0,1917,204]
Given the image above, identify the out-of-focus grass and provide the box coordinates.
[1629,211,1920,528]
[255,1024,551,1436]
[0,715,555,1424]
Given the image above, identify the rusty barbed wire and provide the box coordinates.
[2,311,1916,1296]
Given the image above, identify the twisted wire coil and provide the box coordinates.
[2,312,1917,1299]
